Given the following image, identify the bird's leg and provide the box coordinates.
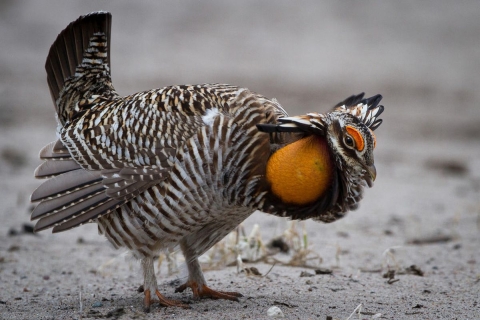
[141,257,189,312]
[175,255,243,301]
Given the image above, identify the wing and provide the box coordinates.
[31,84,248,233]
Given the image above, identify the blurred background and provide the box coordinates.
[0,0,479,318]
[2,0,479,134]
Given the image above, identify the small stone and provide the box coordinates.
[106,307,125,317]
[300,271,314,277]
[336,231,349,238]
[267,306,285,318]
[405,265,424,277]
[314,268,332,275]
[384,229,394,236]
[268,237,289,253]
[43,275,50,280]
[22,224,35,234]
[244,267,262,276]
[91,301,103,308]
[8,245,20,252]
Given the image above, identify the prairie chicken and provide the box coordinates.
[31,12,384,311]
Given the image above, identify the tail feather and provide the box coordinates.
[32,140,103,201]
[31,183,104,220]
[52,199,123,233]
[34,192,112,232]
[46,11,115,124]
[30,141,150,232]
[39,140,70,159]
[34,160,81,178]
[46,11,111,103]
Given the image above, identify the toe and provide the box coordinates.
[155,289,190,308]
[200,286,241,301]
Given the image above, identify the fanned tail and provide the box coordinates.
[46,11,116,125]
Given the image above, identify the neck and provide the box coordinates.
[266,135,334,206]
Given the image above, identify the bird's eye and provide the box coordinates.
[345,125,364,151]
[345,135,354,148]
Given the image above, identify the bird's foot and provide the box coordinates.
[143,288,190,312]
[175,281,243,301]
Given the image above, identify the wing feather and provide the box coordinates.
[31,166,102,201]
[34,191,112,232]
[34,160,81,178]
[31,183,104,220]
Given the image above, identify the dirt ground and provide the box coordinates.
[1,1,479,319]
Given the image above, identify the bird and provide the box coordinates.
[31,11,384,312]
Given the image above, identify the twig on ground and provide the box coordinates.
[263,262,276,277]
[408,235,453,245]
[345,303,362,320]
[382,246,402,272]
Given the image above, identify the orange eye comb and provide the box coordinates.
[346,126,364,151]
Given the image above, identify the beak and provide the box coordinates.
[364,164,377,187]
[367,164,377,181]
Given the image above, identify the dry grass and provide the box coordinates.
[152,221,325,277]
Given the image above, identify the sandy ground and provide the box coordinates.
[1,1,479,319]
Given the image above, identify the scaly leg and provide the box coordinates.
[141,257,189,312]
[175,243,243,301]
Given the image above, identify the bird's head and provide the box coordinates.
[325,112,377,187]
[256,93,383,211]
[255,93,383,222]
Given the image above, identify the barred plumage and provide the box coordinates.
[31,12,384,311]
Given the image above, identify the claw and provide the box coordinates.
[175,281,243,301]
[143,289,152,313]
